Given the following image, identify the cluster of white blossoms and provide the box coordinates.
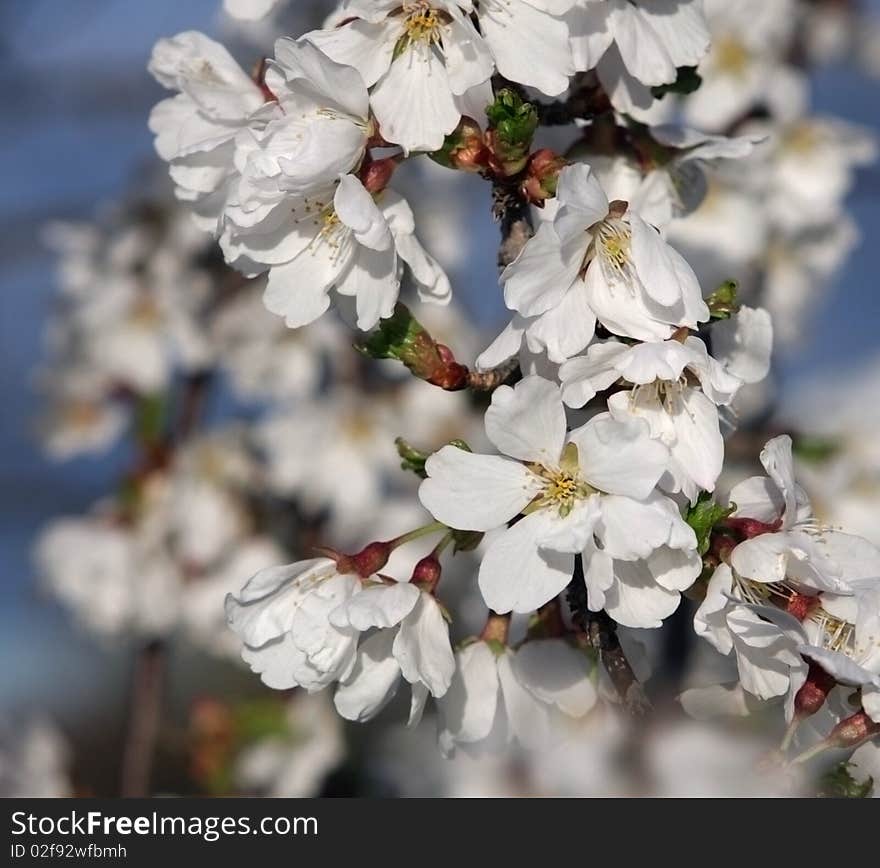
[31,0,880,793]
[664,0,877,351]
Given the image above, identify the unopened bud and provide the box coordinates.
[359,156,397,194]
[356,304,470,391]
[521,148,567,204]
[794,661,837,719]
[318,541,392,578]
[411,554,442,593]
[828,710,880,749]
[430,117,489,173]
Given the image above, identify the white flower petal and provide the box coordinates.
[478,510,575,613]
[393,593,455,696]
[569,413,668,499]
[420,446,540,531]
[485,376,567,464]
[512,639,597,717]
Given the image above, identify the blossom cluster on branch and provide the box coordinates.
[26,0,880,796]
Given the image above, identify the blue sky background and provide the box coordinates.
[0,1,878,723]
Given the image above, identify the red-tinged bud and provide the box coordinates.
[431,117,489,173]
[411,554,442,593]
[721,516,783,540]
[359,156,397,193]
[251,57,277,103]
[786,592,819,622]
[427,344,469,390]
[316,541,393,578]
[521,148,567,204]
[828,710,880,749]
[794,661,837,719]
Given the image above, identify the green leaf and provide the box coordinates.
[486,88,538,174]
[651,66,702,99]
[451,529,483,554]
[706,280,740,320]
[355,304,426,363]
[395,437,430,478]
[818,762,874,798]
[793,435,839,465]
[686,492,736,556]
[356,304,468,389]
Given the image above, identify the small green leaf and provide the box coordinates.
[706,280,740,320]
[355,304,426,363]
[818,762,874,798]
[451,529,483,554]
[651,66,702,99]
[356,304,468,389]
[686,492,736,556]
[793,435,839,465]
[486,88,538,175]
[395,437,430,478]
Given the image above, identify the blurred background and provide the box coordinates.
[1,0,879,797]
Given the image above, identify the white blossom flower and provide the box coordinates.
[559,307,772,500]
[332,580,456,721]
[481,162,708,367]
[223,174,450,331]
[419,376,700,624]
[228,40,371,215]
[474,0,576,97]
[255,388,399,534]
[567,0,710,119]
[0,717,71,799]
[682,0,803,132]
[226,557,455,712]
[226,558,363,691]
[438,637,597,756]
[742,116,877,234]
[224,0,285,21]
[306,1,494,152]
[148,32,266,230]
[634,125,761,227]
[35,513,181,638]
[694,436,880,700]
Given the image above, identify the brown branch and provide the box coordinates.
[120,639,165,797]
[494,183,534,270]
[567,556,652,717]
[119,372,214,797]
[466,358,520,391]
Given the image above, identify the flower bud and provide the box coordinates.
[411,553,442,593]
[828,710,880,749]
[429,117,489,173]
[317,541,393,578]
[794,661,837,719]
[359,156,398,194]
[521,149,567,204]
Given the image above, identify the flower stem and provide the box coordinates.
[780,717,801,752]
[789,739,833,766]
[389,521,447,549]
